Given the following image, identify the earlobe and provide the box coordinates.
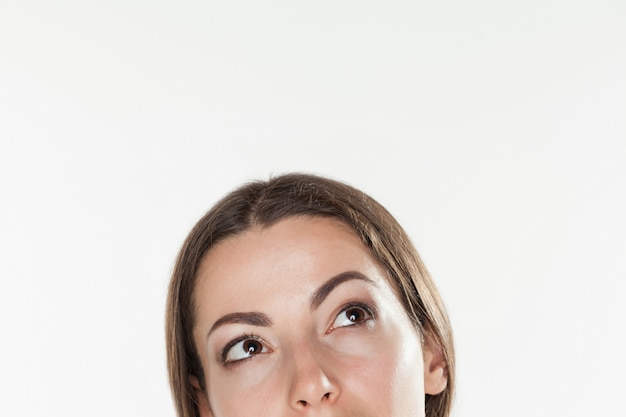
[423,339,448,395]
[190,376,213,417]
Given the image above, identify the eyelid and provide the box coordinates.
[328,301,376,332]
[220,334,270,365]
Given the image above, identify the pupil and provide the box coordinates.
[243,340,259,354]
[348,308,362,322]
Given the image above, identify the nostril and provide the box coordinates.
[296,393,330,408]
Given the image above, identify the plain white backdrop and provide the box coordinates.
[1,1,625,416]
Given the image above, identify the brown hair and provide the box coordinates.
[166,173,454,417]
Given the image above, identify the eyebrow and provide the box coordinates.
[310,271,375,310]
[207,312,272,338]
[206,271,375,338]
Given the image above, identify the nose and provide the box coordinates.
[287,343,339,411]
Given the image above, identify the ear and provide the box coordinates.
[190,376,213,417]
[423,336,448,395]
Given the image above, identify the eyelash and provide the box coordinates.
[329,302,376,331]
[219,302,376,366]
[220,333,267,366]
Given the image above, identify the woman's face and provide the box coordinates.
[192,216,446,417]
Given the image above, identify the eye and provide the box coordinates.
[223,336,270,364]
[332,304,373,329]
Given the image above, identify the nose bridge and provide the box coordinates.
[287,338,338,410]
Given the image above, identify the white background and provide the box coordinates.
[1,1,625,416]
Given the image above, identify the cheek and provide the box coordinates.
[387,338,427,416]
[332,325,426,416]
[206,359,283,417]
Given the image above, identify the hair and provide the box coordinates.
[166,173,455,417]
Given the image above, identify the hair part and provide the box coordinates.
[166,173,455,417]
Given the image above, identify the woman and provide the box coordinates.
[166,173,454,417]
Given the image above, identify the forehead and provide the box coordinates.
[193,216,392,320]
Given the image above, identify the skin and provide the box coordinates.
[192,216,447,417]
